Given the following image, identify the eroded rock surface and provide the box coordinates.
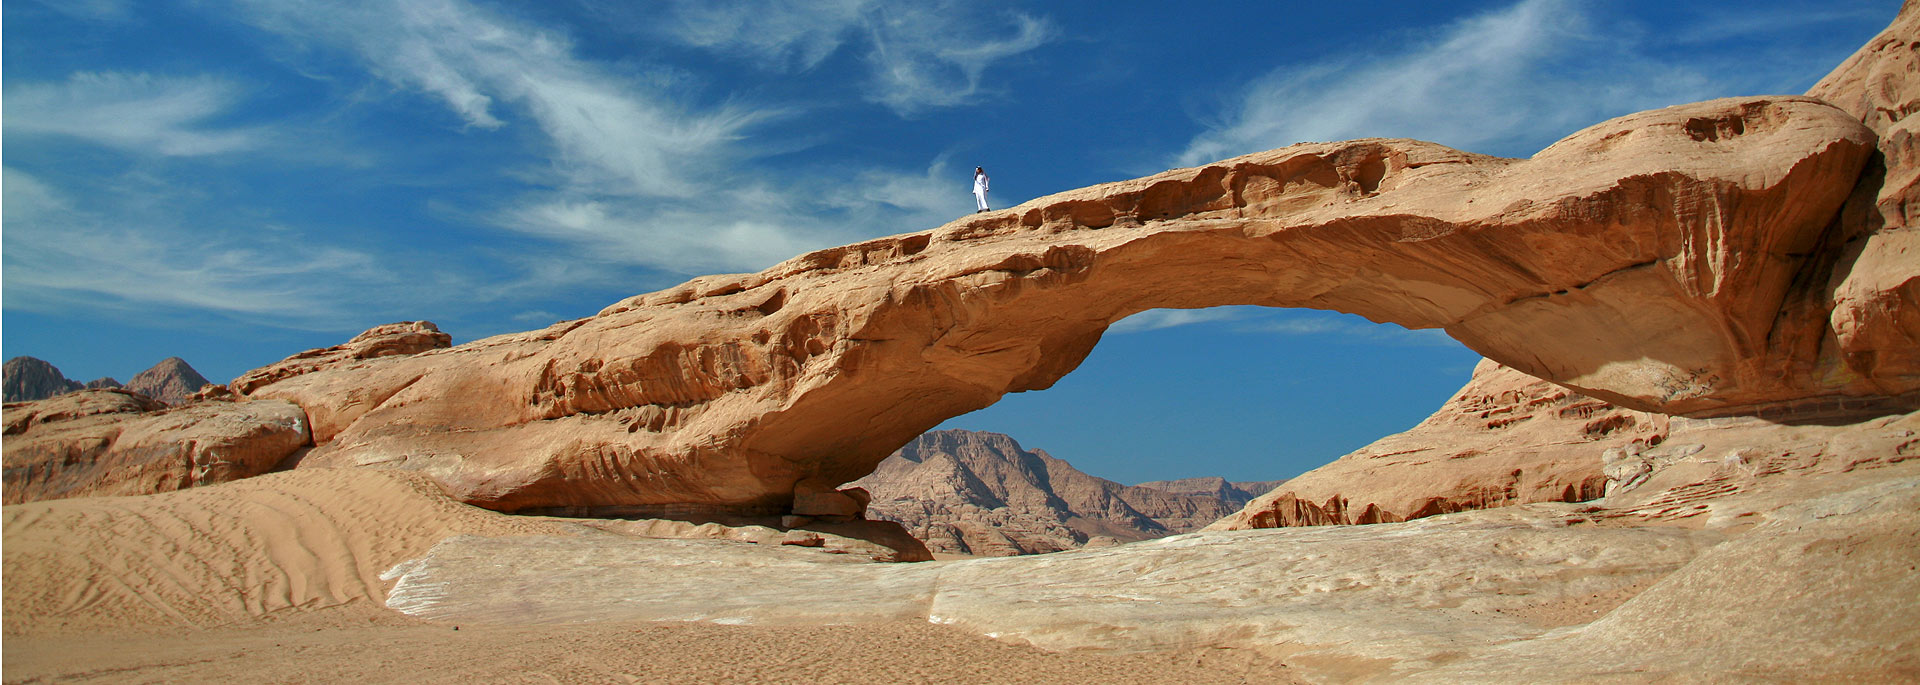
[1808,4,1920,399]
[232,94,1882,515]
[1210,359,1659,530]
[2,390,310,504]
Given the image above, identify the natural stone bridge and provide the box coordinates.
[235,94,1910,515]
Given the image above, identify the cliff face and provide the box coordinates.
[852,430,1248,555]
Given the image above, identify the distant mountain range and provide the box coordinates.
[3,356,211,405]
[851,429,1282,556]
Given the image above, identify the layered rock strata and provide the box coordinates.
[234,94,1881,515]
[852,430,1251,555]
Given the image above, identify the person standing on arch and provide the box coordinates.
[973,166,991,213]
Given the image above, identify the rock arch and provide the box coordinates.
[245,95,1888,514]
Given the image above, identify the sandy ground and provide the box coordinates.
[1,469,1300,684]
[4,603,1298,684]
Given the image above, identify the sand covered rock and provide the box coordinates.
[2,390,311,504]
[367,413,1919,682]
[1210,359,1657,530]
[226,94,1879,516]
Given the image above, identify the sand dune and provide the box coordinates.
[3,468,580,634]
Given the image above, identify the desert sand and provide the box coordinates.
[2,468,1299,684]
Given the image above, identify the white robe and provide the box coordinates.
[973,173,990,211]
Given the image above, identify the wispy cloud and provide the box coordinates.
[222,0,1008,284]
[1110,308,1245,333]
[2,168,385,328]
[662,0,871,71]
[22,0,133,22]
[229,0,757,199]
[1110,306,1457,347]
[5,72,267,156]
[654,0,1054,116]
[861,5,1052,115]
[1177,0,1715,165]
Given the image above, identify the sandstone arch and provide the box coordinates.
[239,95,1894,515]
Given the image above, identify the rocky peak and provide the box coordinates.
[2,356,83,403]
[125,357,212,406]
[853,429,1266,556]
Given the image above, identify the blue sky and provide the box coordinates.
[3,0,1895,484]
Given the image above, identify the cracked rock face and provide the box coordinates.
[232,93,1896,515]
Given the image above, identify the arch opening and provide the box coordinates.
[930,306,1481,486]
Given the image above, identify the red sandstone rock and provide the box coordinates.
[2,390,310,504]
[1207,359,1658,530]
[230,321,451,397]
[225,94,1884,516]
[1807,5,1920,398]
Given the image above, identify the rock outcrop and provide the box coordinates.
[124,357,211,406]
[3,357,84,403]
[1806,4,1920,399]
[225,92,1886,517]
[851,430,1251,555]
[1209,359,1658,530]
[2,389,310,504]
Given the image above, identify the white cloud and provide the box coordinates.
[1108,306,1458,348]
[824,155,974,219]
[663,0,871,71]
[222,0,1018,281]
[1110,308,1245,333]
[229,0,763,200]
[654,0,1054,116]
[861,5,1053,115]
[5,72,266,156]
[1,168,386,328]
[1237,314,1458,347]
[1177,0,1715,165]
